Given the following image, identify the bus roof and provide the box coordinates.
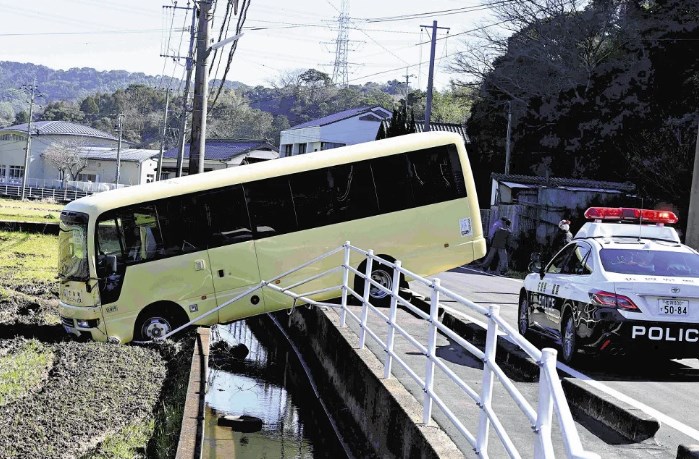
[63,131,467,218]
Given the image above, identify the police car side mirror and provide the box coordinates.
[528,260,542,274]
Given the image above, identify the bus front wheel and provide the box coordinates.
[354,257,408,308]
[134,304,186,342]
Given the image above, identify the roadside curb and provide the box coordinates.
[175,327,210,459]
[561,377,659,442]
[410,292,661,443]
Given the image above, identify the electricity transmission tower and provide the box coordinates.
[331,0,350,87]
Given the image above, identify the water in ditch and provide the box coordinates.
[201,316,348,458]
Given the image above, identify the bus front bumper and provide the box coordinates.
[59,301,109,342]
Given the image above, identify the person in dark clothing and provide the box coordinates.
[478,218,512,274]
[554,219,573,252]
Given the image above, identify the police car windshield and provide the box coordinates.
[599,248,699,277]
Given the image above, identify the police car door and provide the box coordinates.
[537,242,593,334]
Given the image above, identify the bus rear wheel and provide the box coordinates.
[354,258,407,308]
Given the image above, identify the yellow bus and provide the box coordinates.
[58,132,486,343]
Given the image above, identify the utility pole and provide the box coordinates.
[505,101,512,175]
[404,68,415,114]
[20,80,39,200]
[114,114,124,186]
[173,2,198,177]
[420,21,449,132]
[188,0,212,175]
[157,88,171,181]
[686,118,699,249]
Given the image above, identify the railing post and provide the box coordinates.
[339,241,351,327]
[383,260,402,379]
[476,304,500,457]
[359,250,374,349]
[422,278,440,425]
[534,348,556,458]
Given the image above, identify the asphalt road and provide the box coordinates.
[408,265,699,458]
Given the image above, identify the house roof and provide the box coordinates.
[74,147,158,163]
[377,120,470,143]
[163,139,278,162]
[1,121,118,141]
[289,106,391,130]
[491,173,636,192]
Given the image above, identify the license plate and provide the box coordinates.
[658,298,689,316]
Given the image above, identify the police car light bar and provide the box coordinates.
[584,207,678,225]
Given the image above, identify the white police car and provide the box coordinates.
[519,207,699,364]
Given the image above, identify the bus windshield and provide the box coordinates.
[59,211,90,281]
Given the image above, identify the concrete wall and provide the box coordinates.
[276,307,460,458]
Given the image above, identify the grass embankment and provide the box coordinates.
[0,197,63,223]
[0,219,194,458]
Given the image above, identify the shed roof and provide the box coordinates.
[491,173,636,192]
[1,121,118,141]
[163,139,277,161]
[74,147,158,163]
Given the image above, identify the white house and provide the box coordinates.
[160,139,278,178]
[0,121,120,187]
[279,106,392,157]
[78,147,159,187]
[0,121,162,190]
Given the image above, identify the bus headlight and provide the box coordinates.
[76,319,100,328]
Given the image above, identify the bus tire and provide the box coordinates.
[354,256,407,308]
[134,302,187,342]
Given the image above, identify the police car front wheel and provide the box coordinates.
[561,313,578,364]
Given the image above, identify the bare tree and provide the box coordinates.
[42,139,89,187]
[450,0,635,106]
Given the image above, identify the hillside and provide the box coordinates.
[0,61,179,104]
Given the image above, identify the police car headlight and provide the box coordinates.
[589,290,640,312]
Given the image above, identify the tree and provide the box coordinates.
[0,102,15,128]
[41,101,85,123]
[42,140,89,186]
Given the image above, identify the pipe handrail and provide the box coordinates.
[141,242,598,458]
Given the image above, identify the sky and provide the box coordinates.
[0,0,499,92]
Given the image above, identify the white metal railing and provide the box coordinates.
[146,242,599,458]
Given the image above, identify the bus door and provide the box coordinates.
[204,186,266,323]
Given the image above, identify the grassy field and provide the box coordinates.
[0,197,63,223]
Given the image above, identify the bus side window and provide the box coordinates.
[408,145,464,206]
[290,168,337,229]
[157,195,208,255]
[245,177,298,238]
[329,163,378,222]
[371,154,415,213]
[291,163,378,230]
[206,186,253,247]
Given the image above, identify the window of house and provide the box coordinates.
[9,166,24,179]
[283,144,292,156]
[0,165,6,180]
[160,172,171,180]
[297,143,307,154]
[77,173,97,182]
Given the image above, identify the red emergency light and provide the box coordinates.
[584,207,678,224]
